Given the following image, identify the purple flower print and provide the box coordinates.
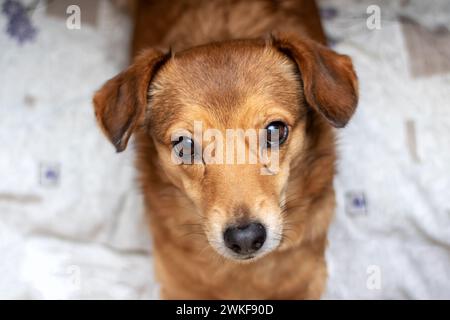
[2,0,22,15]
[320,7,338,20]
[345,191,368,216]
[2,0,38,44]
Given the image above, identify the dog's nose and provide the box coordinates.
[223,222,266,255]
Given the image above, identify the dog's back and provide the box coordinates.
[131,0,326,56]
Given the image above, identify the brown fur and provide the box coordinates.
[93,0,358,299]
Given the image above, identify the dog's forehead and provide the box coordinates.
[148,41,301,138]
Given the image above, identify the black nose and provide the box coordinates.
[223,222,266,255]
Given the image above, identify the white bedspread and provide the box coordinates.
[0,0,449,299]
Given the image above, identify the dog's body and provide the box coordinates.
[131,0,326,54]
[94,0,358,299]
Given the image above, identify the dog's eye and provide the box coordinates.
[172,136,197,163]
[265,121,289,147]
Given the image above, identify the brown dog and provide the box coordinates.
[93,0,358,299]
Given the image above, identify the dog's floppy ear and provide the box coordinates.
[272,33,358,128]
[93,49,167,152]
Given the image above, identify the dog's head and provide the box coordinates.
[93,33,358,262]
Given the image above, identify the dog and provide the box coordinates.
[93,0,358,299]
